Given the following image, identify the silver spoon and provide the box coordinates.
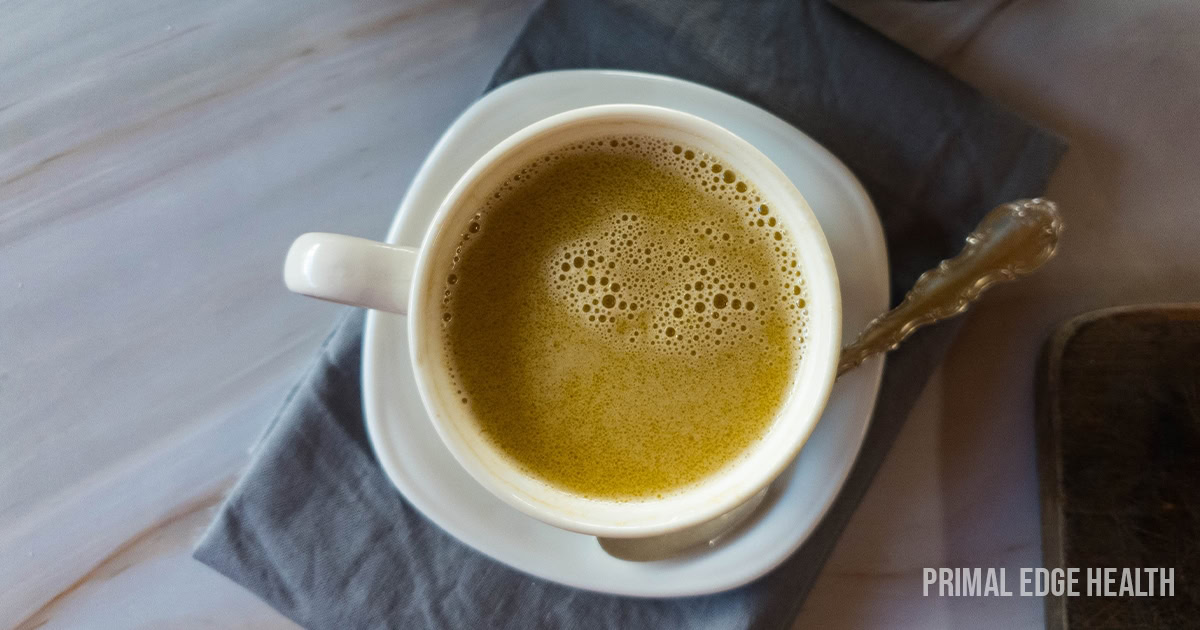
[600,198,1064,561]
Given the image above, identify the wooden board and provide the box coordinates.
[1037,304,1200,629]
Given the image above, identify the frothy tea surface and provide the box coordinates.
[439,135,810,499]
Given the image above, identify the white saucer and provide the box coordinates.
[362,70,889,597]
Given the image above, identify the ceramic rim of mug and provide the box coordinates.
[407,104,841,538]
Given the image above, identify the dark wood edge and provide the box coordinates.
[1037,313,1075,630]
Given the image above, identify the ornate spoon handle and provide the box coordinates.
[837,198,1063,376]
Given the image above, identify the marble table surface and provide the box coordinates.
[3,1,1197,628]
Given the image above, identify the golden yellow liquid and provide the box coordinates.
[440,136,809,499]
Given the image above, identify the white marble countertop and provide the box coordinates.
[3,1,1197,628]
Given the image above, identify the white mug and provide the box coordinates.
[284,105,841,542]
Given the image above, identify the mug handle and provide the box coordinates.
[283,232,417,314]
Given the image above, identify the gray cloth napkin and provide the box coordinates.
[195,1,1065,628]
